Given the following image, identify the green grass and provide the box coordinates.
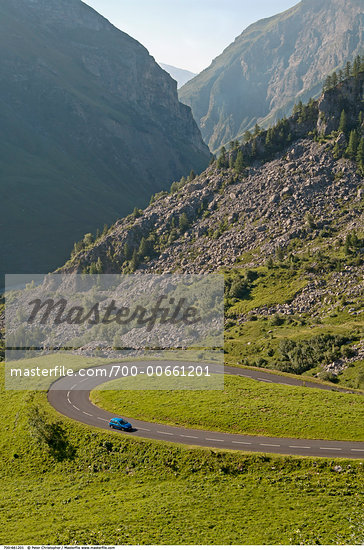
[91,374,364,441]
[1,365,364,544]
[338,360,364,390]
[228,266,309,315]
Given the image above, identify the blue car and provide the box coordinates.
[109,417,132,431]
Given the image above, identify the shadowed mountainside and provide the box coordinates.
[0,0,210,277]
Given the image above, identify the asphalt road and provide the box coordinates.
[48,362,364,459]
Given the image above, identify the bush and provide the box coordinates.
[317,371,338,384]
[28,405,75,461]
[278,334,350,375]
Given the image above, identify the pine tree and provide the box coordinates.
[356,137,364,173]
[138,237,149,258]
[345,130,358,159]
[234,150,245,174]
[345,61,351,78]
[333,141,342,159]
[265,128,273,148]
[338,110,347,133]
[123,242,132,260]
[179,212,189,233]
[353,55,361,78]
[360,55,364,73]
[95,257,103,274]
[338,69,344,82]
[331,71,338,87]
[189,169,196,181]
[251,139,257,159]
[253,123,261,136]
[129,249,139,272]
[229,153,235,169]
[217,146,228,169]
[243,130,252,142]
[83,233,93,247]
[323,75,332,91]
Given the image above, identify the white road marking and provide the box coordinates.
[70,384,77,390]
[72,405,80,411]
[157,431,173,436]
[205,438,224,442]
[289,445,311,449]
[260,443,281,447]
[83,411,93,417]
[98,417,109,422]
[232,441,252,445]
[67,397,72,405]
[180,435,198,439]
[351,449,364,452]
[320,447,342,451]
[135,427,151,432]
[67,391,70,398]
[257,378,272,383]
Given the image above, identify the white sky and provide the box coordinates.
[84,0,300,73]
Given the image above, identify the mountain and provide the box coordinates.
[159,63,197,88]
[179,0,364,152]
[0,0,210,277]
[62,69,364,385]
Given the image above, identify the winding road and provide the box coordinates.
[48,362,364,459]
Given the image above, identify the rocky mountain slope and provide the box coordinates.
[0,0,210,277]
[62,70,364,386]
[179,0,364,152]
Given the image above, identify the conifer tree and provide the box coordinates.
[189,170,196,181]
[95,257,103,274]
[338,110,347,133]
[243,130,252,142]
[323,75,332,91]
[360,55,364,73]
[345,61,351,78]
[353,55,360,78]
[179,212,189,233]
[217,146,228,169]
[234,150,245,174]
[251,139,257,159]
[123,242,131,260]
[345,130,358,159]
[253,123,261,136]
[138,236,149,258]
[129,249,139,272]
[356,137,364,173]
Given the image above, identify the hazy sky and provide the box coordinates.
[84,0,299,73]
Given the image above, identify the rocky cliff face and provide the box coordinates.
[0,0,210,277]
[179,0,364,152]
[64,75,363,276]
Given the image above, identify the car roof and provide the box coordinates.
[111,417,125,422]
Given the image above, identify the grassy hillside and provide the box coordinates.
[91,375,364,441]
[1,366,364,545]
